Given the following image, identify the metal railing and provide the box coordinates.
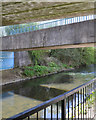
[0,15,95,37]
[7,78,96,120]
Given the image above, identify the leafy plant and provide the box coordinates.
[23,69,34,77]
[48,62,58,67]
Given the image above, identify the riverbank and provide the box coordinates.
[0,67,74,86]
[1,47,95,86]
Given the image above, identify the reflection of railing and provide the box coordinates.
[7,78,96,120]
[1,15,95,37]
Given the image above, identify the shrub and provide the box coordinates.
[48,62,58,67]
[23,69,34,77]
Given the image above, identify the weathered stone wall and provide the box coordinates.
[14,51,31,67]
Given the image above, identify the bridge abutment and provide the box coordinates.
[14,51,31,67]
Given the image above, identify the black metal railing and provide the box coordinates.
[7,78,96,120]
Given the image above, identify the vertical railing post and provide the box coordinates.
[89,84,91,119]
[57,102,58,120]
[74,93,76,119]
[64,99,66,120]
[85,86,87,119]
[81,89,82,120]
[28,116,30,120]
[44,108,46,120]
[37,112,38,120]
[61,100,64,120]
[68,97,69,120]
[88,85,90,120]
[72,95,73,120]
[90,83,92,119]
[78,91,79,119]
[94,81,96,118]
[62,99,66,120]
[51,105,52,120]
[83,88,84,119]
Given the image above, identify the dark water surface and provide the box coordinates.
[1,64,96,118]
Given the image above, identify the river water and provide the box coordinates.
[1,64,96,118]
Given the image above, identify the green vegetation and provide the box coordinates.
[50,47,96,67]
[28,50,48,65]
[24,65,48,77]
[24,64,60,77]
[87,91,96,108]
[23,47,96,77]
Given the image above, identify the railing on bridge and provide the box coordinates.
[7,78,96,120]
[0,14,95,37]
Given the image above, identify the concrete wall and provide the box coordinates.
[1,20,95,51]
[14,51,31,67]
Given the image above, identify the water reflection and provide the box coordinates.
[1,64,96,118]
[1,91,14,99]
[2,84,66,118]
[3,84,66,102]
[2,92,42,118]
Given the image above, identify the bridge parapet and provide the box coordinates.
[0,18,95,51]
[0,15,95,37]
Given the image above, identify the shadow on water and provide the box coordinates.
[2,72,74,102]
[2,83,67,101]
[55,74,73,83]
[15,86,67,101]
[26,73,73,85]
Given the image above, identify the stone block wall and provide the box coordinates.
[14,51,31,67]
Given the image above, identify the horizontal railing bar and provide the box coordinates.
[7,78,96,120]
